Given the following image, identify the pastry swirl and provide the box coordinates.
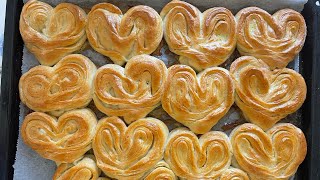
[230,123,307,180]
[144,161,177,180]
[161,0,236,71]
[19,54,97,115]
[220,168,249,180]
[87,3,163,65]
[236,7,306,69]
[93,117,169,179]
[162,65,234,134]
[164,128,232,179]
[93,55,167,124]
[20,0,87,66]
[230,56,306,130]
[21,109,97,163]
[53,156,100,180]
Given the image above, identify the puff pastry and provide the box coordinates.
[164,128,232,179]
[53,155,100,180]
[230,123,307,180]
[220,168,249,180]
[19,54,96,116]
[236,7,306,69]
[230,56,306,130]
[161,0,237,71]
[20,0,87,66]
[93,116,169,179]
[87,3,163,65]
[162,65,234,134]
[143,161,177,180]
[93,55,167,124]
[21,109,97,163]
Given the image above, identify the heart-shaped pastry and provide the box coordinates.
[21,109,97,163]
[236,7,306,69]
[93,55,167,124]
[86,3,163,65]
[143,161,177,180]
[19,54,97,115]
[20,0,87,66]
[53,156,100,180]
[230,56,306,130]
[164,128,232,179]
[162,65,234,134]
[93,116,169,179]
[161,0,236,71]
[230,123,307,180]
[220,168,249,180]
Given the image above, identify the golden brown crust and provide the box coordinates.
[20,0,87,66]
[19,54,97,115]
[93,117,169,179]
[21,109,97,163]
[53,156,100,180]
[236,7,306,69]
[93,55,167,124]
[230,123,307,180]
[220,167,249,180]
[86,3,163,65]
[230,56,306,130]
[162,65,234,134]
[164,128,232,179]
[143,161,177,180]
[161,0,237,71]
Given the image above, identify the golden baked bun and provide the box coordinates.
[230,56,306,130]
[162,65,234,134]
[20,0,87,66]
[53,156,100,180]
[93,55,167,124]
[19,54,96,116]
[21,109,97,163]
[236,7,306,69]
[143,161,177,180]
[86,3,163,65]
[230,123,307,180]
[220,167,249,180]
[161,0,236,71]
[93,116,169,179]
[164,128,232,179]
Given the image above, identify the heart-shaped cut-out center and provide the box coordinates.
[93,117,168,179]
[230,123,307,179]
[164,128,232,179]
[161,1,236,71]
[230,56,306,130]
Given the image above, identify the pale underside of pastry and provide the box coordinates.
[164,128,232,179]
[93,116,169,179]
[143,161,177,180]
[220,167,250,180]
[236,7,306,69]
[19,54,97,116]
[93,54,168,124]
[86,3,163,65]
[20,0,87,66]
[21,109,97,163]
[161,0,237,71]
[230,56,306,130]
[230,123,307,180]
[162,65,234,134]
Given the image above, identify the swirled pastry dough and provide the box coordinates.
[87,3,163,65]
[53,156,100,180]
[93,55,167,124]
[230,56,306,130]
[19,54,96,115]
[220,168,249,180]
[93,116,169,179]
[162,65,234,134]
[236,7,306,69]
[143,161,177,180]
[21,109,97,163]
[230,123,307,180]
[161,0,236,71]
[20,0,87,66]
[164,128,232,179]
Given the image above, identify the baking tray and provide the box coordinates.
[1,0,320,180]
